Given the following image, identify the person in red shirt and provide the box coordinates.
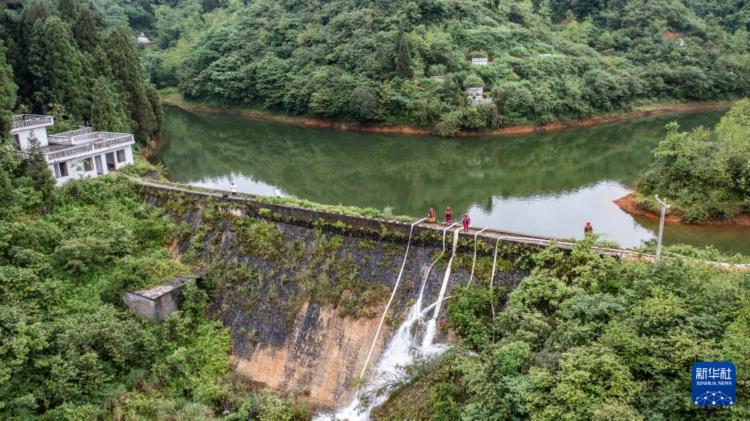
[462,213,471,232]
[444,207,453,224]
[584,222,593,235]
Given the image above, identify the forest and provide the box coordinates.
[637,99,750,222]
[377,239,750,420]
[0,138,311,419]
[89,0,750,135]
[0,0,161,143]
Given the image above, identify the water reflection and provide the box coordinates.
[154,106,750,254]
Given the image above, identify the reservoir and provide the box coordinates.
[154,106,750,255]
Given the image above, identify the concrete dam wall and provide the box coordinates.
[136,183,532,408]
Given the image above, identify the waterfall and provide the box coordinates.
[421,227,460,351]
[415,224,456,313]
[323,297,423,421]
[317,225,456,421]
[357,218,426,381]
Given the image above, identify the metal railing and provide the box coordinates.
[45,134,134,162]
[11,115,54,131]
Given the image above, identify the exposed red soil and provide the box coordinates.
[174,102,733,138]
[614,193,750,226]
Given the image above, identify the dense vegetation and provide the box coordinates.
[376,238,750,420]
[0,0,161,142]
[637,99,750,222]
[93,0,750,135]
[0,138,311,418]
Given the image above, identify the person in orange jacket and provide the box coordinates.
[584,222,593,235]
[462,213,470,232]
[444,207,453,224]
[428,208,436,224]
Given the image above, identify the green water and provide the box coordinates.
[154,106,750,255]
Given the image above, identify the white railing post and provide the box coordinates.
[654,195,671,264]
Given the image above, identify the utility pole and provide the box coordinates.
[654,194,671,264]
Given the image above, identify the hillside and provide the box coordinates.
[102,0,750,135]
[0,0,162,143]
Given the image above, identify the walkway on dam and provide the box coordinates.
[126,176,750,271]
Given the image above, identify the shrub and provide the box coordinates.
[435,109,463,137]
[258,208,272,218]
[428,64,447,76]
[464,74,484,88]
[505,72,521,81]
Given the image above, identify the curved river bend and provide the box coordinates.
[153,106,750,255]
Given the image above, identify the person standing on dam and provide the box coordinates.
[584,222,594,235]
[444,207,453,224]
[428,208,436,224]
[462,213,471,232]
[230,182,237,196]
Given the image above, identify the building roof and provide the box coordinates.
[136,33,150,44]
[131,273,203,300]
[11,114,54,132]
[42,129,136,163]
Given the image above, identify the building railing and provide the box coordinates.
[45,134,134,162]
[48,127,93,145]
[11,115,54,131]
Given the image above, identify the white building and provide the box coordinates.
[136,33,151,47]
[10,114,135,186]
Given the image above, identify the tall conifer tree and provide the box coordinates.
[395,25,413,79]
[106,26,159,142]
[0,41,17,135]
[28,16,88,116]
[90,77,132,133]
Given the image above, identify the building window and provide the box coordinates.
[54,162,68,179]
[82,158,93,172]
[116,149,126,163]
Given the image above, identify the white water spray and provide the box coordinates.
[318,225,456,421]
[358,218,426,381]
[421,227,461,351]
[415,224,456,312]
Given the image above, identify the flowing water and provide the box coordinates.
[154,106,750,255]
[422,228,461,351]
[316,226,455,421]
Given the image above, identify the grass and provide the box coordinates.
[131,174,416,223]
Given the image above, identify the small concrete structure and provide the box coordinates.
[466,87,483,96]
[466,87,493,106]
[471,57,488,65]
[468,97,494,106]
[123,273,202,324]
[10,115,135,186]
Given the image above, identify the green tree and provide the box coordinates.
[20,131,55,208]
[0,40,17,135]
[106,25,159,142]
[28,16,88,116]
[89,77,132,133]
[395,26,413,79]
